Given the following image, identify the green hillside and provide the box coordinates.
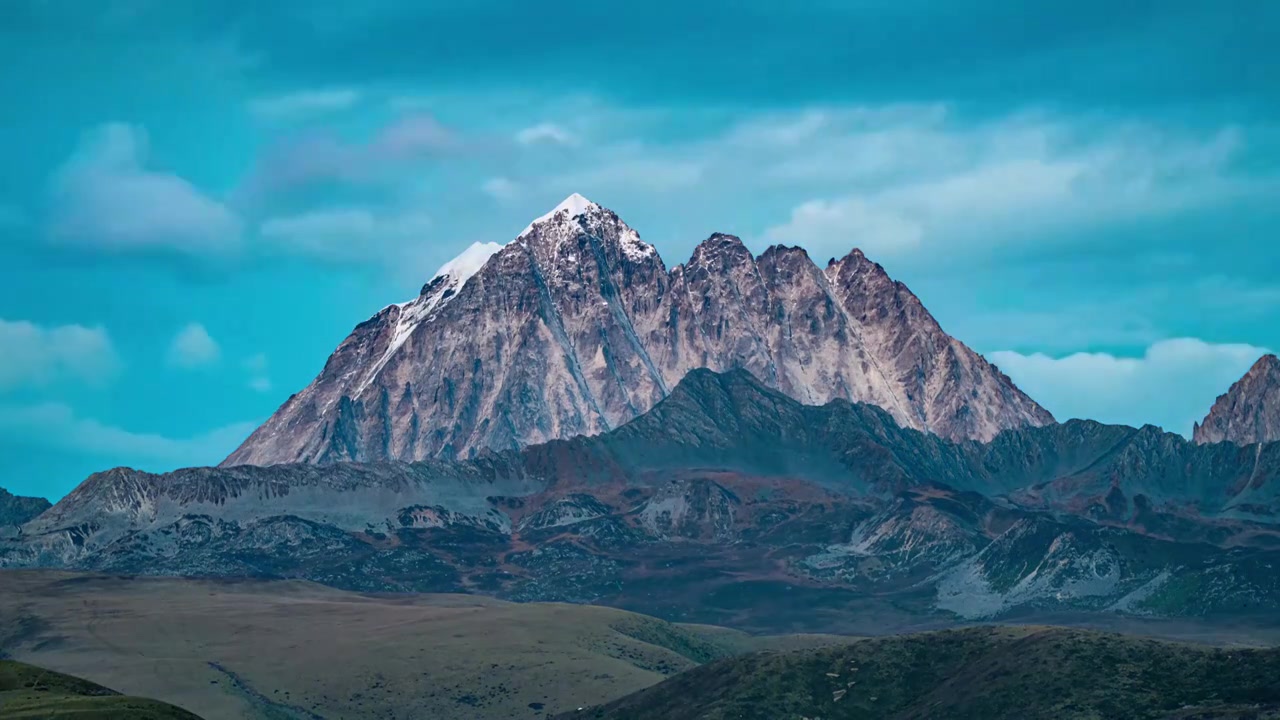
[0,659,204,719]
[559,626,1280,720]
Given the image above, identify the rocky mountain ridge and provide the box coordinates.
[9,369,1280,632]
[1195,353,1280,446]
[223,194,1052,466]
[0,488,50,532]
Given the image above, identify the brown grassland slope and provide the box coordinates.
[0,570,844,720]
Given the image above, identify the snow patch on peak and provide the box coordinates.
[514,192,655,263]
[620,226,657,262]
[433,241,504,288]
[357,241,503,397]
[518,193,599,239]
[555,192,595,216]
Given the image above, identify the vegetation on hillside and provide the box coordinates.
[0,659,204,719]
[559,626,1280,720]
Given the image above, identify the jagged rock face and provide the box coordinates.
[516,494,613,531]
[0,487,50,529]
[1194,354,1280,446]
[638,479,739,541]
[9,370,1280,628]
[8,461,537,568]
[223,195,1052,466]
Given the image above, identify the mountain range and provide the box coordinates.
[223,194,1052,467]
[5,195,1279,635]
[6,368,1280,633]
[0,487,50,532]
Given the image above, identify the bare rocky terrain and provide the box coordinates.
[0,486,50,531]
[7,369,1280,635]
[1195,354,1280,445]
[224,194,1052,467]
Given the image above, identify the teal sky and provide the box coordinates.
[2,1,1278,500]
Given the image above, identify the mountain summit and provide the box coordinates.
[516,192,599,238]
[222,196,1053,466]
[1193,353,1280,445]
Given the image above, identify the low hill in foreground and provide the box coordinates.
[0,658,203,719]
[558,626,1280,720]
[0,570,844,720]
[6,571,1280,720]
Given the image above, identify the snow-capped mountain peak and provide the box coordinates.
[518,193,599,239]
[361,242,505,396]
[432,241,504,288]
[224,198,1053,467]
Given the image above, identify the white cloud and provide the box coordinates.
[766,155,1084,256]
[371,114,456,156]
[766,197,923,255]
[932,267,1280,357]
[167,323,220,368]
[258,207,432,263]
[516,123,577,146]
[0,318,119,389]
[240,113,456,201]
[260,208,378,243]
[482,177,520,202]
[758,114,1257,259]
[0,402,256,467]
[510,102,1264,262]
[248,377,272,393]
[948,306,1163,355]
[48,123,242,257]
[554,156,704,193]
[724,109,833,148]
[990,338,1270,436]
[249,88,362,119]
[469,101,1275,274]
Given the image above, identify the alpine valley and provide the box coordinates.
[4,197,1280,637]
